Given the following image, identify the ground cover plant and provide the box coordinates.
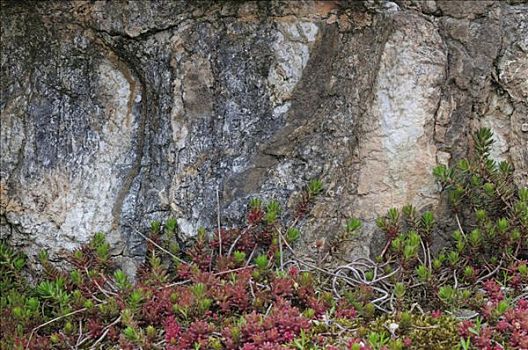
[1,128,527,349]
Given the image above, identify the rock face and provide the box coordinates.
[1,1,527,265]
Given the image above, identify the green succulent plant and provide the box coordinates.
[286,227,301,243]
[307,178,323,197]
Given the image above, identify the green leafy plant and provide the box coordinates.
[286,227,301,243]
[255,254,269,270]
[165,217,178,233]
[265,200,281,224]
[307,178,324,197]
[346,218,362,234]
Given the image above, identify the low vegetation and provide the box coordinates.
[1,128,526,349]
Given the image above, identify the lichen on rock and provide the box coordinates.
[1,1,526,267]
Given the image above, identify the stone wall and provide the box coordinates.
[1,0,527,267]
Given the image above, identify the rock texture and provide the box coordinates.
[1,1,527,265]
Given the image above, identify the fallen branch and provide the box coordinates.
[25,308,88,350]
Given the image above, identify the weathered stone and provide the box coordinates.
[1,1,526,266]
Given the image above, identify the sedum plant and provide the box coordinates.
[0,129,526,350]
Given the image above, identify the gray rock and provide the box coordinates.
[1,1,526,266]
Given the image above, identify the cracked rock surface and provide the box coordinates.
[1,1,527,266]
